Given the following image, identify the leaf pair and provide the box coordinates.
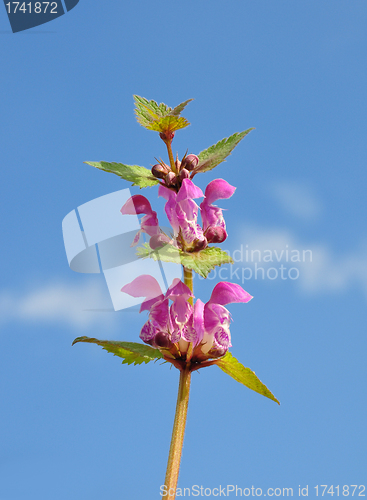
[72,337,279,405]
[85,96,254,188]
[85,129,253,189]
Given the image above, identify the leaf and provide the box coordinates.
[196,129,255,174]
[136,242,233,278]
[133,95,193,133]
[146,115,190,133]
[85,161,159,189]
[170,99,194,116]
[215,352,280,404]
[72,337,164,366]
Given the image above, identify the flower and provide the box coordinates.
[200,178,236,244]
[120,194,162,246]
[121,276,252,360]
[159,178,207,252]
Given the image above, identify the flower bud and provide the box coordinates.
[179,168,190,181]
[153,331,173,349]
[207,344,227,358]
[149,233,171,250]
[205,226,227,244]
[181,154,199,171]
[191,237,208,252]
[159,131,175,143]
[151,163,169,179]
[165,172,177,187]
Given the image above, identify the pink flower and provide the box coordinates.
[200,179,236,244]
[120,195,162,246]
[159,178,207,251]
[121,276,252,359]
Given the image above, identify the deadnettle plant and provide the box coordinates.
[73,96,279,500]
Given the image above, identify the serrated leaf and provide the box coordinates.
[133,95,192,133]
[136,242,233,278]
[196,129,254,174]
[72,337,164,366]
[170,99,194,116]
[146,115,190,133]
[215,352,280,404]
[85,161,159,189]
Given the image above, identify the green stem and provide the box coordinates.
[166,140,177,174]
[162,266,194,499]
[162,367,191,500]
[183,267,193,305]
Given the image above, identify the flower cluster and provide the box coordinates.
[151,153,200,190]
[121,177,235,251]
[121,275,252,361]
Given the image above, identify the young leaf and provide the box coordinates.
[215,352,280,404]
[195,129,255,174]
[85,161,159,189]
[146,115,190,133]
[170,99,194,116]
[133,95,193,133]
[136,242,233,278]
[72,336,164,365]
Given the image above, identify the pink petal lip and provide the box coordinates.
[176,178,204,202]
[120,195,154,215]
[203,179,236,206]
[121,275,164,312]
[209,282,253,306]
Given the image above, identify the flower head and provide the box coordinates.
[121,276,252,361]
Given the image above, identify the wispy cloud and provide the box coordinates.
[270,181,322,220]
[0,280,122,331]
[232,225,367,298]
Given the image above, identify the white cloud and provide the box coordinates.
[0,280,122,331]
[232,225,367,298]
[270,181,322,220]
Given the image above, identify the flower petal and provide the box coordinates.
[121,275,164,312]
[165,278,193,300]
[176,178,204,202]
[120,195,154,215]
[193,299,205,345]
[208,282,253,306]
[203,179,236,206]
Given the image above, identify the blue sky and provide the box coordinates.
[1,1,366,498]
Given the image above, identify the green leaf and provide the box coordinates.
[215,352,280,404]
[85,161,159,189]
[196,129,255,174]
[72,337,164,366]
[170,99,194,116]
[146,115,190,133]
[133,95,193,132]
[136,242,233,278]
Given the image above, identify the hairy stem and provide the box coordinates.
[161,266,194,499]
[166,140,177,174]
[162,367,191,500]
[183,267,193,305]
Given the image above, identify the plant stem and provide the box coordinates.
[166,140,177,174]
[162,367,191,500]
[183,267,193,305]
[161,266,194,499]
